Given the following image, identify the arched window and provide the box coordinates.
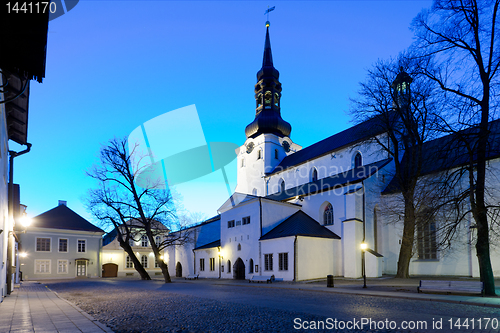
[324,203,334,225]
[227,260,231,273]
[141,235,148,247]
[155,236,161,247]
[280,179,285,192]
[237,243,241,251]
[311,168,318,182]
[249,258,254,273]
[257,150,262,160]
[252,188,257,196]
[354,152,362,168]
[275,149,279,159]
[141,255,148,268]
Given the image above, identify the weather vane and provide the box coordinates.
[264,6,275,27]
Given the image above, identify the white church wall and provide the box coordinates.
[220,199,260,279]
[195,247,220,278]
[266,134,389,196]
[296,237,337,281]
[261,200,300,236]
[260,237,295,281]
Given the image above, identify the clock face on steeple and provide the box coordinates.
[246,142,255,154]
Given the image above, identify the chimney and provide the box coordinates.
[58,200,67,206]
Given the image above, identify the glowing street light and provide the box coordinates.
[360,242,367,288]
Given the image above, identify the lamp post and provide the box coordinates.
[360,242,367,288]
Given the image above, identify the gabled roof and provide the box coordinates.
[194,239,221,250]
[33,205,104,233]
[383,118,500,194]
[260,211,341,241]
[269,115,388,175]
[266,158,392,201]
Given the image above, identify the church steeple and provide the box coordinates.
[245,22,291,139]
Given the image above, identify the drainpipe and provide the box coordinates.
[293,235,297,281]
[192,249,196,275]
[7,143,31,295]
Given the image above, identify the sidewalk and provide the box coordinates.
[178,276,500,309]
[0,281,113,333]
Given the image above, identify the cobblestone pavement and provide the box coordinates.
[43,278,500,333]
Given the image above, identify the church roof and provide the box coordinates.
[383,118,500,194]
[194,239,221,250]
[269,115,388,175]
[266,158,392,201]
[260,211,341,240]
[33,205,104,233]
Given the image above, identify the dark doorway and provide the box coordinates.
[233,258,245,280]
[102,263,118,277]
[176,262,182,277]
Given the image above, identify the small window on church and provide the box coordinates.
[257,150,262,160]
[237,243,241,251]
[280,179,285,192]
[324,203,333,226]
[354,152,362,168]
[241,158,245,168]
[275,149,278,159]
[311,168,318,182]
[252,188,257,196]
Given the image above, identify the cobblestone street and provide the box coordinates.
[42,278,500,333]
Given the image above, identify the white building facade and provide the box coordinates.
[165,24,500,281]
[19,201,104,280]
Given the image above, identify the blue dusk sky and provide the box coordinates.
[13,0,432,228]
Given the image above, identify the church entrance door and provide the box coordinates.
[233,258,245,280]
[176,262,182,277]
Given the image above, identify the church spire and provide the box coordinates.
[245,22,291,139]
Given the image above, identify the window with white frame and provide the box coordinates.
[58,260,68,274]
[141,235,148,247]
[155,258,160,268]
[58,239,68,252]
[126,255,133,268]
[155,236,161,247]
[35,259,51,274]
[209,258,215,271]
[141,254,148,268]
[36,238,50,252]
[200,258,205,271]
[77,240,86,253]
[279,252,288,271]
[264,254,273,271]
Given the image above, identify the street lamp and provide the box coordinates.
[360,242,367,288]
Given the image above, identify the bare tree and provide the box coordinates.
[412,0,499,295]
[86,137,191,283]
[351,54,443,278]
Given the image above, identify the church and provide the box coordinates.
[164,23,500,281]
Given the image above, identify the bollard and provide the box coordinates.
[327,275,334,288]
